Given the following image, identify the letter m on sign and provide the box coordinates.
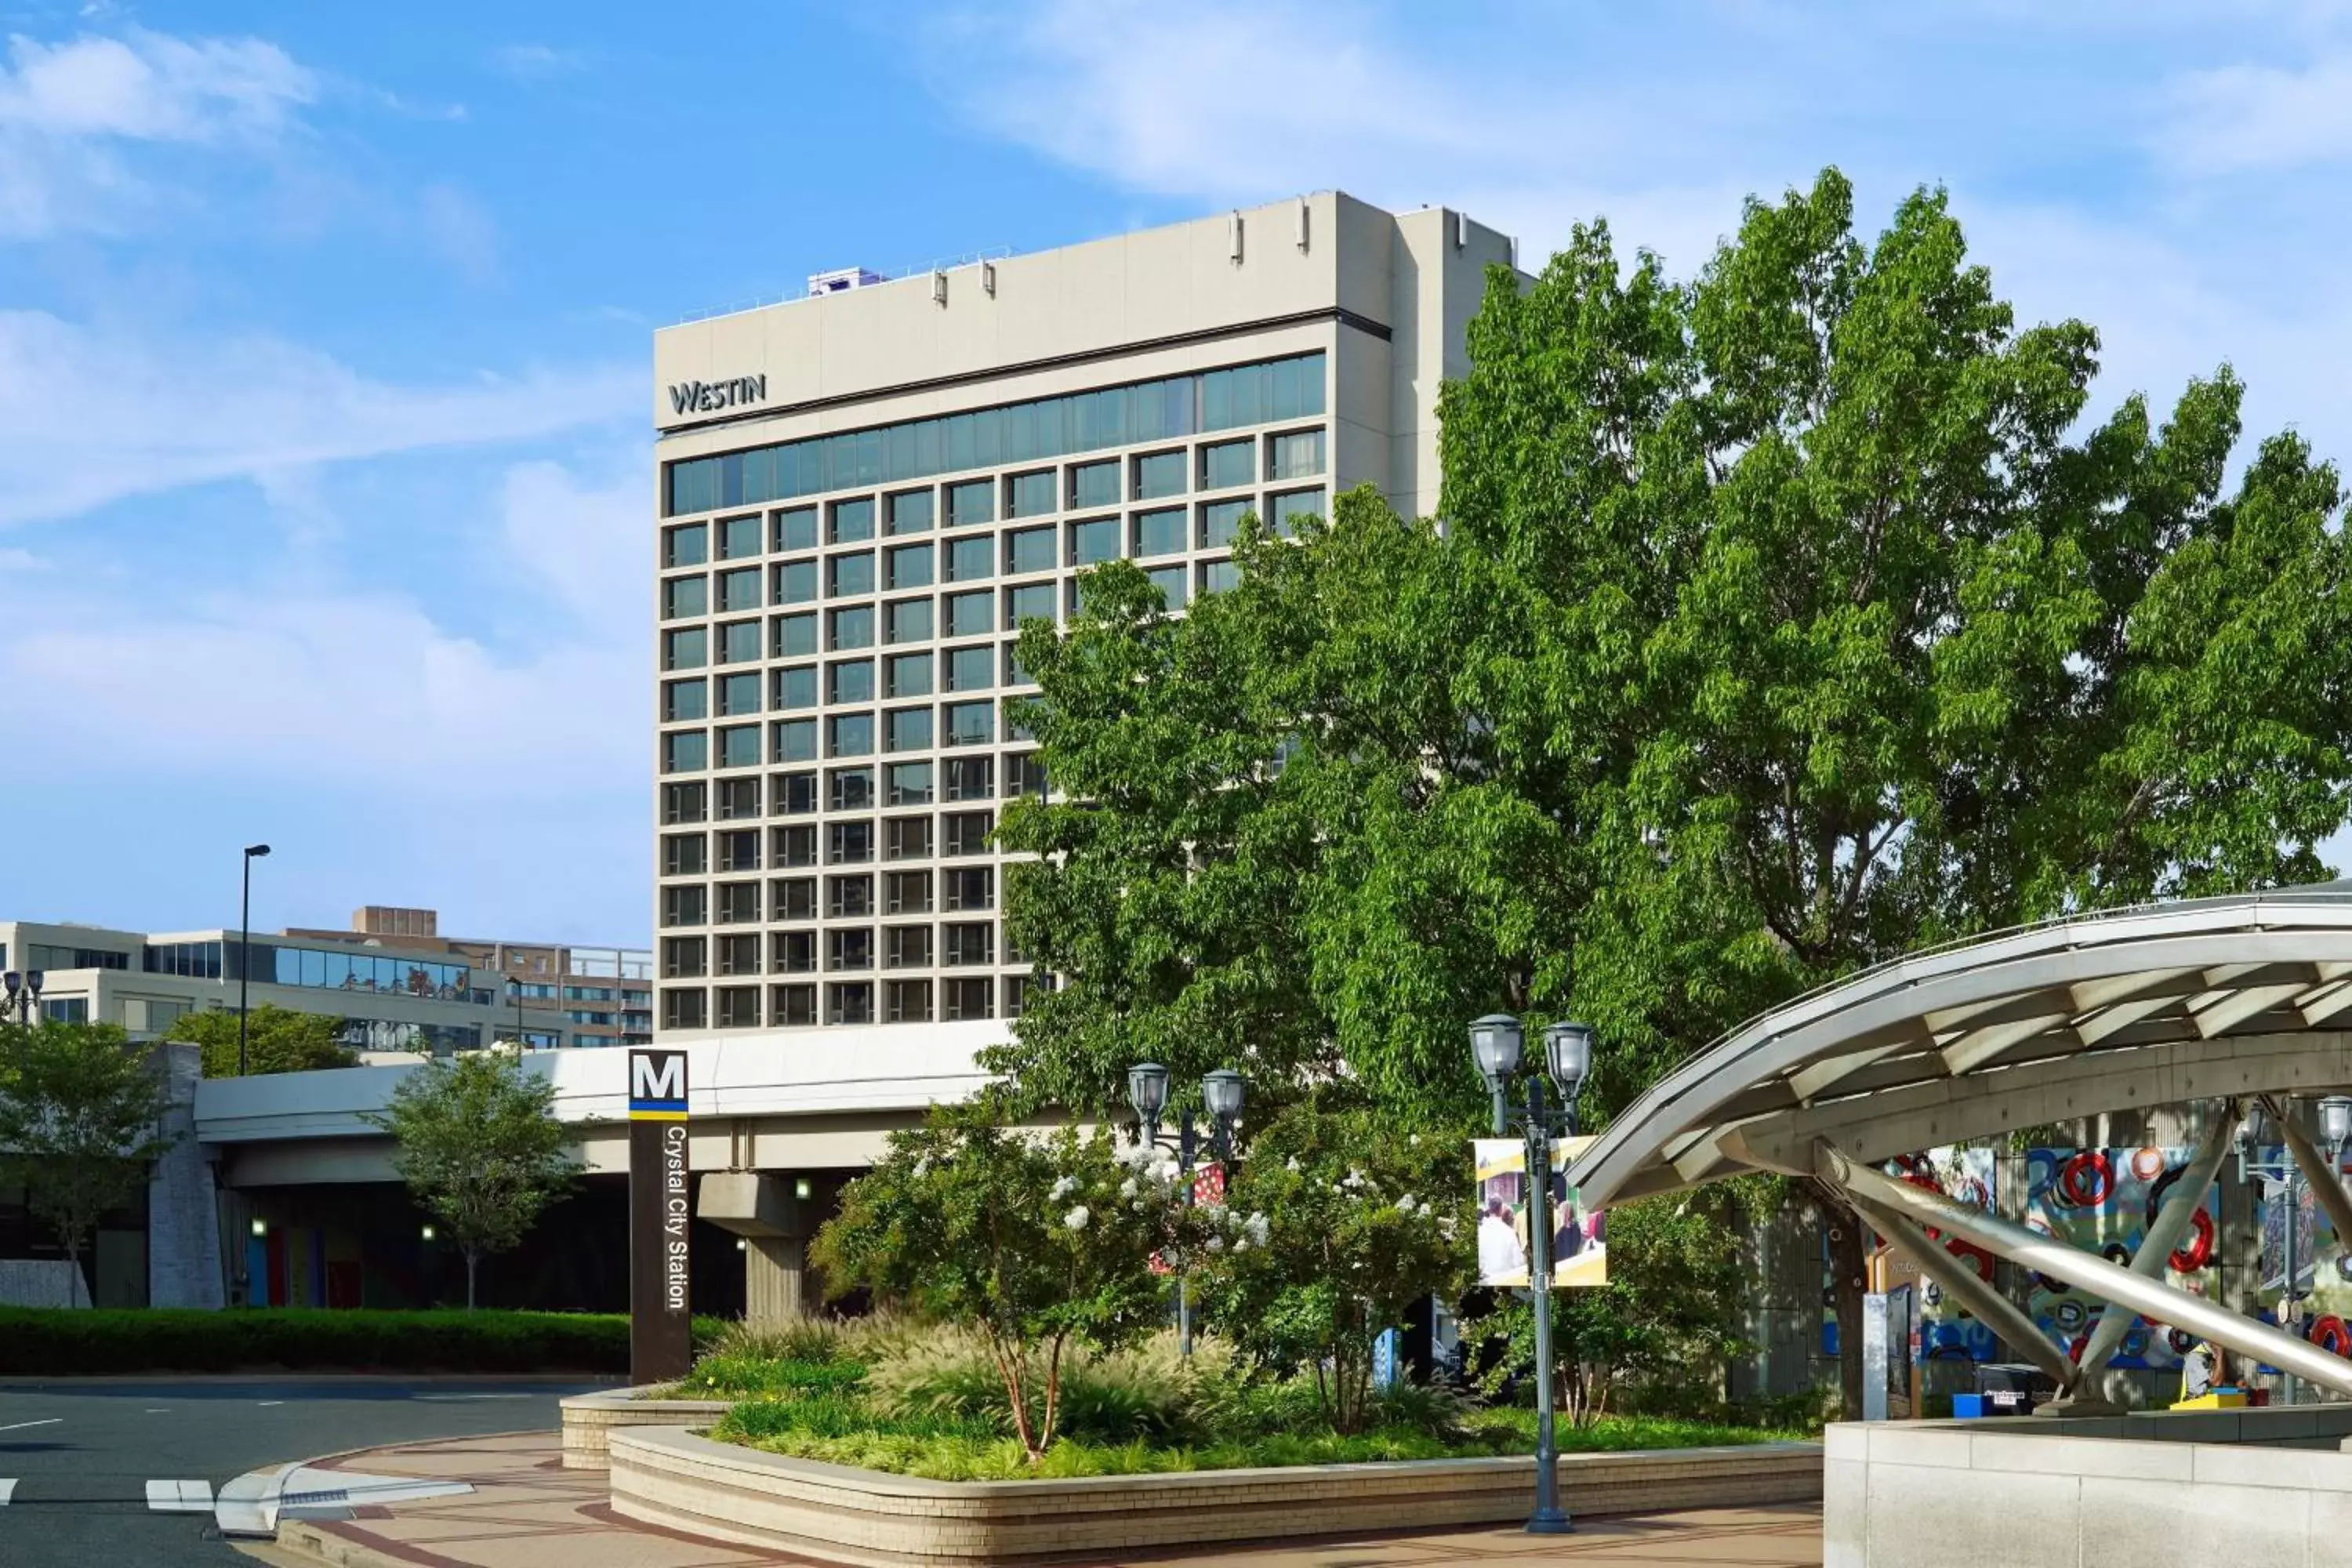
[629,1049,688,1120]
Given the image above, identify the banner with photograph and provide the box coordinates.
[1472,1137,1606,1287]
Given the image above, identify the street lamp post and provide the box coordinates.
[2236,1096,2352,1406]
[1471,1012,1594,1537]
[2,969,45,1026]
[238,844,272,1076]
[1126,1063,1245,1357]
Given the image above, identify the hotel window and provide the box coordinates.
[662,988,707,1029]
[774,506,818,551]
[662,627,707,671]
[1068,517,1119,566]
[771,824,817,868]
[717,776,760,818]
[775,770,818,815]
[888,760,935,805]
[717,724,760,769]
[885,815,933,861]
[943,977,994,1022]
[885,925,933,969]
[772,983,818,1025]
[885,652,932,699]
[722,511,768,557]
[1200,499,1250,549]
[942,699,994,748]
[887,978,933,1023]
[1006,752,1047,799]
[1004,526,1054,575]
[826,873,873,918]
[945,590,993,637]
[771,719,817,764]
[945,866,995,912]
[828,982,874,1025]
[662,833,706,877]
[829,765,875,811]
[772,931,816,974]
[887,488,934,536]
[1003,641,1033,688]
[827,712,874,757]
[829,550,876,598]
[946,478,994,528]
[943,809,994,856]
[775,665,817,710]
[887,543,933,590]
[1199,558,1240,596]
[829,605,875,649]
[1200,438,1253,491]
[718,619,760,663]
[661,935,706,978]
[1005,972,1033,1018]
[662,730,708,774]
[1006,470,1055,518]
[944,644,993,694]
[1004,583,1054,629]
[886,869,933,915]
[885,706,933,753]
[774,877,817,920]
[828,928,875,971]
[664,522,708,568]
[829,658,875,705]
[946,533,993,582]
[1146,564,1188,610]
[1133,507,1185,558]
[662,781,707,824]
[943,922,994,967]
[829,496,875,543]
[717,932,761,975]
[1269,488,1325,536]
[828,820,875,865]
[1069,459,1118,510]
[662,575,708,619]
[716,881,760,924]
[774,612,817,657]
[886,597,934,644]
[1133,449,1185,500]
[714,985,759,1028]
[717,672,760,717]
[662,679,706,722]
[717,567,761,613]
[774,559,818,604]
[945,755,993,802]
[1269,428,1325,481]
[661,884,706,927]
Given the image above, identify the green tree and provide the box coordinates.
[169,1005,356,1078]
[994,167,2352,1414]
[0,1020,176,1292]
[813,1106,1200,1460]
[365,1052,575,1308]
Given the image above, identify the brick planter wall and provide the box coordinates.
[559,1392,733,1470]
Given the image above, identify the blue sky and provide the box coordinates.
[1,2,2347,946]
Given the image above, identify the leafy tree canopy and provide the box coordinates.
[0,1020,176,1279]
[170,1005,356,1078]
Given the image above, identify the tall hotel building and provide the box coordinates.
[651,193,1517,1061]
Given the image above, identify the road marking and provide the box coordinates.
[0,1479,15,1506]
[147,1479,215,1513]
[215,1465,470,1537]
[144,1408,168,1414]
[0,1419,60,1434]
[256,1401,284,1407]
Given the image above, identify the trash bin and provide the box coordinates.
[1973,1362,2056,1416]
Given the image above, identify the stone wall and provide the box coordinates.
[147,1041,225,1309]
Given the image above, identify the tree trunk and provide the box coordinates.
[1808,1179,1868,1420]
[465,1249,479,1310]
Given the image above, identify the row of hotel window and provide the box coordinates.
[661,975,1037,1030]
[661,922,1009,975]
[666,825,1011,876]
[658,759,1040,825]
[663,350,1326,517]
[662,429,1324,569]
[660,866,1002,927]
[661,496,1318,621]
[661,560,1245,677]
[662,705,1033,773]
[665,645,1020,723]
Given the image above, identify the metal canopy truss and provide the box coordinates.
[1568,891,2352,1208]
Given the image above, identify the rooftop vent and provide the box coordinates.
[807,266,886,297]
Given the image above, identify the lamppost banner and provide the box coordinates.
[1473,1137,1607,1288]
[629,1047,692,1385]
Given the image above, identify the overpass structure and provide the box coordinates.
[1566,886,2352,1404]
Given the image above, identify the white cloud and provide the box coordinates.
[0,310,638,525]
[0,26,313,140]
[488,43,583,81]
[2159,54,2352,173]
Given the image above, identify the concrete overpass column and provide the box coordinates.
[746,1236,808,1323]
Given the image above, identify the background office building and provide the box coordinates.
[652,191,1518,1046]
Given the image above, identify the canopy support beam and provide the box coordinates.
[1847,1192,2079,1395]
[2071,1100,2243,1381]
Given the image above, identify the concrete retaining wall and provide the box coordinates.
[1825,1415,2352,1568]
[559,1392,731,1470]
[608,1425,1823,1566]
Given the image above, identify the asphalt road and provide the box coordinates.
[0,1377,608,1567]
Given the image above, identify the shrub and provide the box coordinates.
[862,1327,1240,1446]
[0,1306,728,1375]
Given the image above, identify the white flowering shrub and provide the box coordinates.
[813,1104,1202,1459]
[1193,1099,1472,1433]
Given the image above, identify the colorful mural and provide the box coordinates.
[2256,1148,2352,1353]
[2023,1145,2219,1372]
[1886,1148,2000,1362]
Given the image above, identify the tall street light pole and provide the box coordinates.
[1125,1063,1246,1358]
[238,844,272,1076]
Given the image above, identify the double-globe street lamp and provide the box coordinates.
[1,968,45,1025]
[1471,1012,1595,1537]
[2236,1094,2352,1404]
[1126,1062,1245,1357]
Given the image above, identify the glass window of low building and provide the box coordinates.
[719,514,762,559]
[663,729,708,773]
[1200,438,1254,491]
[1269,427,1325,481]
[1006,469,1055,518]
[887,488,934,535]
[774,559,818,604]
[829,550,876,598]
[829,766,875,811]
[774,506,818,552]
[887,870,932,914]
[1068,517,1119,566]
[946,478,994,527]
[662,626,707,671]
[775,770,817,815]
[717,672,760,716]
[887,543,933,590]
[665,522,708,567]
[775,612,818,656]
[829,496,875,543]
[772,718,817,763]
[662,575,708,619]
[945,755,993,801]
[888,760,934,804]
[829,605,875,649]
[1133,507,1185,557]
[946,590,993,637]
[719,619,760,663]
[143,940,224,979]
[1069,459,1118,510]
[663,678,706,722]
[1133,449,1185,499]
[717,567,761,612]
[946,533,993,582]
